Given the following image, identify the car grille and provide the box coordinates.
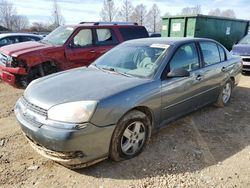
[0,53,7,66]
[242,57,250,62]
[20,97,47,117]
[22,114,44,127]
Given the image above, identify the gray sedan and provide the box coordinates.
[14,38,242,168]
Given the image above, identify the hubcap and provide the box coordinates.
[222,83,231,104]
[121,121,146,155]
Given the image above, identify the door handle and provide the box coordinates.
[196,75,202,81]
[221,67,226,72]
[90,50,96,53]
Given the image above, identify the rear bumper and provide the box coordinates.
[0,65,26,86]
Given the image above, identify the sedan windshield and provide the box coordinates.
[93,44,169,78]
[41,26,74,45]
[239,35,250,45]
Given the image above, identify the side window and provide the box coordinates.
[200,42,220,66]
[119,27,149,41]
[0,38,9,46]
[22,36,40,42]
[170,43,200,72]
[72,29,92,47]
[8,36,20,44]
[96,29,117,45]
[0,37,19,46]
[218,45,226,62]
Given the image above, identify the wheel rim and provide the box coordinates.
[121,121,146,155]
[222,82,231,104]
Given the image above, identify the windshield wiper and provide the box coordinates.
[102,67,133,77]
[94,65,132,77]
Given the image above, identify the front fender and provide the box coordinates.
[90,80,162,128]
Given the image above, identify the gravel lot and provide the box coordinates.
[0,75,250,188]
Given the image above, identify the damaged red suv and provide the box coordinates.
[0,22,148,87]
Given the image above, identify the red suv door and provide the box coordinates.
[94,28,119,59]
[65,28,97,68]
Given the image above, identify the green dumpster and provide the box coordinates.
[161,14,249,50]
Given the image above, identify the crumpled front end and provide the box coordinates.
[0,52,27,86]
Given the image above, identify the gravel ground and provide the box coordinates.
[0,75,250,188]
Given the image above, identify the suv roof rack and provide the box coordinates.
[79,22,138,26]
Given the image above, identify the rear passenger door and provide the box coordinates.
[197,41,229,106]
[94,28,118,58]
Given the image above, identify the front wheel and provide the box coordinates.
[109,110,151,161]
[214,80,233,107]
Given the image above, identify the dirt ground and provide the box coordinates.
[0,75,250,188]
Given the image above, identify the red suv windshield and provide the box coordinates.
[41,26,74,45]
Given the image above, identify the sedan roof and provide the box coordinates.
[124,37,217,46]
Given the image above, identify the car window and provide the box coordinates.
[0,37,19,46]
[22,36,40,42]
[0,36,20,46]
[119,27,149,41]
[170,43,200,72]
[96,29,117,45]
[0,38,9,46]
[72,29,92,47]
[218,45,226,62]
[200,42,220,66]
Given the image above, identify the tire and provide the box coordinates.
[109,110,152,162]
[214,80,233,107]
[16,75,31,88]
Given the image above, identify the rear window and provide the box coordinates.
[119,27,149,41]
[96,29,117,45]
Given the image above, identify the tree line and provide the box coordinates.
[100,0,162,33]
[0,0,237,33]
[100,0,237,32]
[0,0,64,32]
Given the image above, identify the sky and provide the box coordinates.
[11,0,250,24]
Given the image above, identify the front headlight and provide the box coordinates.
[5,56,13,67]
[48,101,97,123]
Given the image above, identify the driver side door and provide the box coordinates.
[65,28,97,68]
[160,42,205,126]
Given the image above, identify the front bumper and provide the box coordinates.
[14,98,116,168]
[0,65,26,86]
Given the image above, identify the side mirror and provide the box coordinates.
[167,68,190,78]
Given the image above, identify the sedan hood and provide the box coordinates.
[24,67,149,110]
[0,41,53,57]
[231,44,250,56]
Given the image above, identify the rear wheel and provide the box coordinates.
[109,110,151,161]
[215,80,233,107]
